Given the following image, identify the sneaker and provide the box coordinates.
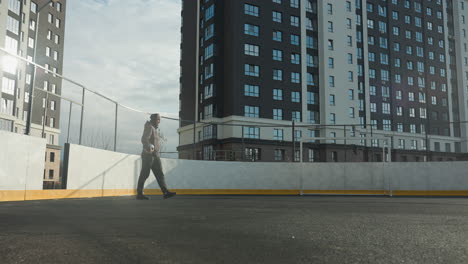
[163,192,176,199]
[136,194,149,200]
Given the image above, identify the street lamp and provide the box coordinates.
[25,0,60,136]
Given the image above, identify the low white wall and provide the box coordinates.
[0,131,46,191]
[66,144,468,193]
[386,162,468,191]
[66,144,300,191]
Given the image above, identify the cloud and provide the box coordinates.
[61,0,181,155]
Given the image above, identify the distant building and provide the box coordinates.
[178,0,468,162]
[1,0,67,179]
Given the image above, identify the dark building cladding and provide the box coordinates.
[178,0,468,162]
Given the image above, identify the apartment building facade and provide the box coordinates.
[178,0,468,162]
[1,0,66,179]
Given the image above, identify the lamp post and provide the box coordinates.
[25,0,60,136]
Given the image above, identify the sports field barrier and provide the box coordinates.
[1,132,468,201]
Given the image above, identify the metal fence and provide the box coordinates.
[2,47,468,167]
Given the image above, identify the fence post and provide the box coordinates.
[41,91,49,139]
[241,125,245,161]
[192,120,196,160]
[79,87,85,145]
[292,120,296,162]
[114,103,118,152]
[344,125,347,162]
[67,101,72,143]
[25,64,36,135]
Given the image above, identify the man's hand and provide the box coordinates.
[149,144,155,153]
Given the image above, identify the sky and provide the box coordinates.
[61,0,182,156]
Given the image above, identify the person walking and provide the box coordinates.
[136,113,176,200]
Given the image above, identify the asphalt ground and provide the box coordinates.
[1,195,467,264]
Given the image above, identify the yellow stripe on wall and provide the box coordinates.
[1,189,468,202]
[392,190,468,196]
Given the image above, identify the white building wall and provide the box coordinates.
[452,0,468,152]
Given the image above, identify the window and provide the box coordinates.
[379,21,387,33]
[349,107,355,118]
[245,4,259,17]
[330,113,336,124]
[273,11,282,22]
[244,84,259,97]
[245,64,259,77]
[329,76,335,87]
[1,77,15,95]
[56,18,61,28]
[244,44,259,56]
[291,92,300,103]
[274,129,284,141]
[244,106,259,118]
[8,0,21,15]
[273,31,282,41]
[291,53,300,64]
[290,34,299,45]
[329,94,335,105]
[348,89,354,100]
[307,92,317,104]
[347,36,353,46]
[244,24,259,36]
[205,63,214,79]
[307,111,318,124]
[273,69,283,80]
[7,16,20,35]
[383,120,391,131]
[273,49,283,61]
[205,5,215,21]
[273,89,283,100]
[205,24,214,40]
[244,126,260,139]
[307,73,315,85]
[348,71,354,82]
[382,103,390,114]
[54,35,60,44]
[204,84,214,99]
[28,37,35,48]
[328,21,334,32]
[205,44,214,59]
[274,149,285,161]
[327,3,333,14]
[292,111,301,122]
[291,72,300,83]
[273,109,283,120]
[399,139,405,149]
[50,101,56,111]
[328,57,334,68]
[290,16,299,27]
[290,0,299,8]
[370,103,377,112]
[31,2,37,13]
[346,1,352,12]
[48,13,53,23]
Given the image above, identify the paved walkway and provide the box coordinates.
[1,196,467,264]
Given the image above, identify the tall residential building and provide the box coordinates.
[1,0,66,181]
[178,0,468,162]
